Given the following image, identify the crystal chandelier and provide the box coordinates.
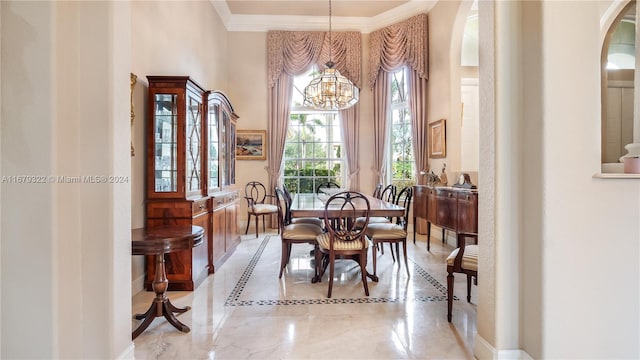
[303,0,359,110]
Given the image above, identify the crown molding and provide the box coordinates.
[211,0,437,34]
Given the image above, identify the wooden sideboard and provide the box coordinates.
[413,185,478,251]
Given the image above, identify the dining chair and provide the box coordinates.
[446,232,478,322]
[282,184,324,228]
[274,188,324,279]
[244,181,279,238]
[379,184,397,202]
[315,191,371,298]
[315,181,340,195]
[354,183,396,229]
[372,183,383,199]
[365,186,413,281]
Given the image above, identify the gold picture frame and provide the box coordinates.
[130,72,137,157]
[428,119,446,158]
[236,130,267,160]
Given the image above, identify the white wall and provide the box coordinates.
[130,0,229,292]
[1,1,132,358]
[477,1,640,358]
[539,1,639,357]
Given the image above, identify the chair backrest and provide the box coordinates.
[245,181,268,205]
[273,187,289,229]
[394,186,413,230]
[379,184,397,203]
[372,183,383,199]
[281,184,294,224]
[323,191,370,247]
[316,181,340,194]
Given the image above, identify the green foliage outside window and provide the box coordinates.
[283,112,343,194]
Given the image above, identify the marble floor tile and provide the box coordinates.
[132,227,477,359]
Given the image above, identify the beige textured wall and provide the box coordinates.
[130,0,228,291]
[540,1,639,357]
[227,31,270,226]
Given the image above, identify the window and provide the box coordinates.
[388,67,415,189]
[283,68,346,193]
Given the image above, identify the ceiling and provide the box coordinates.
[212,0,438,33]
[225,0,410,18]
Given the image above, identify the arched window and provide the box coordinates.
[283,68,346,193]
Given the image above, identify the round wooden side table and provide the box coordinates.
[131,225,204,340]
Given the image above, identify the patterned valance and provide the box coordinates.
[267,30,362,88]
[368,13,429,89]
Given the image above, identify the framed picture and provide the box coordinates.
[428,119,446,158]
[236,130,267,160]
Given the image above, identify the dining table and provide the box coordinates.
[289,192,405,283]
[289,192,405,219]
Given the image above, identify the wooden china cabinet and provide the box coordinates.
[145,76,240,291]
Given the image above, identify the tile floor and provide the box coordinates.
[131,227,478,359]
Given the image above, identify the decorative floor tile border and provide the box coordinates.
[224,235,457,306]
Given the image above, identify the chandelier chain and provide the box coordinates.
[328,0,332,63]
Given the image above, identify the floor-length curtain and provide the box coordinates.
[372,71,391,185]
[368,13,428,185]
[408,68,429,184]
[267,31,325,196]
[267,74,294,190]
[339,104,360,190]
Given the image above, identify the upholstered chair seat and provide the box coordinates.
[291,217,324,228]
[445,244,478,271]
[252,203,278,215]
[282,223,324,241]
[354,216,389,229]
[317,232,370,251]
[365,222,407,239]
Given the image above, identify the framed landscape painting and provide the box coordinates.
[428,119,446,158]
[236,130,267,160]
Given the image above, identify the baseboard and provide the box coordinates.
[131,274,145,296]
[115,342,135,360]
[474,335,534,360]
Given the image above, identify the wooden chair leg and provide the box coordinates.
[327,254,335,298]
[413,216,416,244]
[402,241,410,277]
[359,252,369,296]
[447,271,454,322]
[466,274,472,302]
[372,241,379,282]
[279,241,288,278]
[254,216,259,238]
[245,215,251,234]
[427,222,431,251]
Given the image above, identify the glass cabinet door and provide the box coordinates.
[208,103,220,191]
[230,122,236,185]
[220,112,228,187]
[186,91,203,196]
[153,93,178,192]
